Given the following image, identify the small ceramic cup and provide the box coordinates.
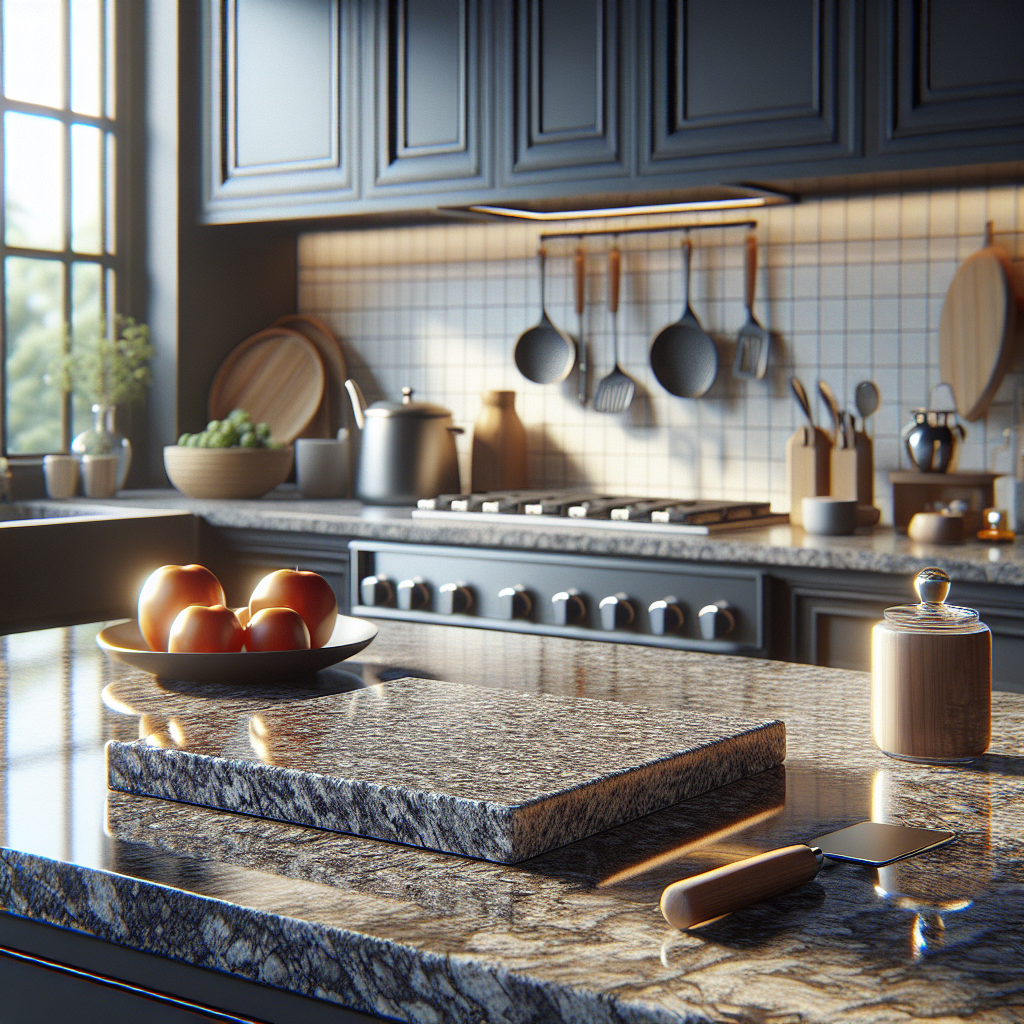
[80,453,119,499]
[43,454,79,499]
[801,496,857,536]
[295,436,348,498]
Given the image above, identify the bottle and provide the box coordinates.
[471,391,527,492]
[871,567,990,763]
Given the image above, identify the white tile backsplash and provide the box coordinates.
[299,184,1024,522]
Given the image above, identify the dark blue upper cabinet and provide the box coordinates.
[499,0,631,185]
[366,0,491,195]
[202,0,359,221]
[875,0,1024,155]
[641,0,859,176]
[199,0,1022,224]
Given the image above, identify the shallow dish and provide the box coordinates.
[164,444,293,499]
[97,616,377,684]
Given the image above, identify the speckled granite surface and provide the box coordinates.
[30,489,1024,583]
[2,619,1023,1023]
[106,677,785,862]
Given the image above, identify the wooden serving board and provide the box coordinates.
[274,314,347,439]
[209,327,325,444]
[939,229,1022,423]
[106,678,785,864]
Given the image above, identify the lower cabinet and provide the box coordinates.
[782,569,1024,693]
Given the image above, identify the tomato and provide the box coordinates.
[244,606,311,652]
[248,569,337,648]
[138,564,226,652]
[233,606,251,628]
[168,604,245,654]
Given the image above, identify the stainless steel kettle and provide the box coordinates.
[345,380,462,505]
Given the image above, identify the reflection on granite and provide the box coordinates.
[106,676,785,862]
[49,489,1024,584]
[2,620,1024,1023]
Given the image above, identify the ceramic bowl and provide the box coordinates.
[164,445,293,499]
[801,496,858,536]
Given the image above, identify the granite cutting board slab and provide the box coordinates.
[106,678,785,863]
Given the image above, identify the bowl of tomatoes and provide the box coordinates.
[97,564,377,684]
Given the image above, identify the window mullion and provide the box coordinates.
[61,0,73,450]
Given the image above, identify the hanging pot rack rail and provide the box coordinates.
[538,220,758,244]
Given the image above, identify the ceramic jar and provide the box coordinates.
[471,390,527,492]
[871,567,991,763]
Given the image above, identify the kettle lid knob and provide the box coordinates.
[402,387,414,404]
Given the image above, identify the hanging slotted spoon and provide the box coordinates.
[593,248,635,413]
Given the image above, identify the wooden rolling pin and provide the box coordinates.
[661,845,823,929]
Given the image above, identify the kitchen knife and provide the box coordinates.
[661,821,955,930]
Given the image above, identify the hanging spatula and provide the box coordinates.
[593,248,635,414]
[661,820,955,929]
[733,231,770,380]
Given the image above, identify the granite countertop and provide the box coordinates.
[2,619,1022,1023]
[26,487,1024,584]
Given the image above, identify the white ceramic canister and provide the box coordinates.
[871,567,991,763]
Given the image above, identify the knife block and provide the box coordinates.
[787,427,830,526]
[831,432,874,506]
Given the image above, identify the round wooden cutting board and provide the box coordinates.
[273,313,347,438]
[939,230,1021,422]
[208,327,325,444]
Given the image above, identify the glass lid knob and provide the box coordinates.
[914,566,950,605]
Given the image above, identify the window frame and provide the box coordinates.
[0,0,127,457]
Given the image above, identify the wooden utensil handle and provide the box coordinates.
[575,247,586,317]
[660,845,822,930]
[609,249,621,315]
[745,232,757,309]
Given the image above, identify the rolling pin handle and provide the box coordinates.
[660,844,824,930]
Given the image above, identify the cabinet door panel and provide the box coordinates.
[504,0,628,181]
[370,0,489,192]
[203,0,359,218]
[879,0,1024,151]
[643,0,858,173]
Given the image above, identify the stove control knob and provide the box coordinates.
[438,583,474,615]
[498,585,532,620]
[648,596,684,635]
[552,589,587,626]
[599,593,635,631]
[397,577,431,611]
[360,575,394,607]
[699,601,736,641]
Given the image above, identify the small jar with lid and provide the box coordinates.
[871,567,991,763]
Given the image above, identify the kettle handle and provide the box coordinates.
[345,379,367,431]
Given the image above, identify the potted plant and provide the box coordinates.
[66,315,153,490]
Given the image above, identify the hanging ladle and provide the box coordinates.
[514,247,576,385]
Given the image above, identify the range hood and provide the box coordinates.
[451,184,795,221]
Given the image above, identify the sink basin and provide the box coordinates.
[0,503,199,632]
[0,503,97,524]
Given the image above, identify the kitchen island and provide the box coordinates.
[1,618,1022,1023]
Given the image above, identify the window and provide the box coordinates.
[1,0,119,455]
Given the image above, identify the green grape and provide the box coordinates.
[177,433,192,446]
[228,408,249,424]
[206,420,221,433]
[255,422,271,441]
[239,431,257,448]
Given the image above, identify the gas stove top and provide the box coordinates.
[413,491,787,534]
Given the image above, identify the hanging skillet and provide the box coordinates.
[650,238,718,398]
[514,247,576,385]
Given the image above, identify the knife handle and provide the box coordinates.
[660,844,823,930]
[608,248,621,315]
[575,247,586,317]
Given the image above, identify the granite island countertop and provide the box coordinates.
[26,487,1024,585]
[2,618,1022,1023]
